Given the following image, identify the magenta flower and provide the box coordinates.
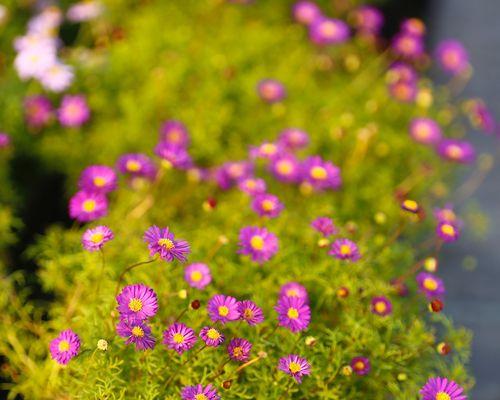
[401,18,426,37]
[159,119,190,147]
[416,272,445,299]
[388,79,418,103]
[0,133,10,149]
[434,204,461,226]
[278,354,311,383]
[116,284,158,321]
[371,296,393,316]
[278,128,310,151]
[215,161,254,189]
[184,263,212,290]
[302,156,342,190]
[143,226,190,262]
[257,79,286,103]
[116,319,156,350]
[420,377,467,400]
[409,118,443,145]
[58,95,90,127]
[238,226,279,263]
[181,384,220,400]
[24,95,53,128]
[78,165,117,194]
[436,221,460,242]
[468,100,495,134]
[437,139,476,164]
[354,5,384,35]
[199,326,225,347]
[292,1,322,26]
[163,322,197,354]
[227,338,252,362]
[435,39,469,75]
[238,300,265,326]
[82,225,113,251]
[154,142,193,170]
[117,153,157,180]
[329,238,361,262]
[49,329,81,365]
[69,191,108,222]
[275,295,311,333]
[249,141,281,160]
[392,32,424,59]
[351,356,370,375]
[238,177,267,196]
[270,153,301,183]
[251,193,284,219]
[309,17,350,46]
[388,62,419,83]
[207,294,240,324]
[311,217,337,237]
[279,282,309,304]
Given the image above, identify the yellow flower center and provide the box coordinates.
[320,21,338,36]
[158,238,174,249]
[277,160,293,174]
[190,271,203,282]
[374,301,387,313]
[131,326,144,338]
[261,143,277,155]
[394,83,411,99]
[243,308,254,320]
[168,130,181,142]
[286,289,298,297]
[232,346,244,358]
[90,232,104,244]
[340,244,351,255]
[82,199,96,212]
[400,37,416,52]
[444,50,459,66]
[261,199,275,212]
[423,278,438,291]
[440,224,456,237]
[207,328,220,340]
[173,333,185,344]
[218,305,229,317]
[93,176,106,187]
[246,180,256,189]
[194,395,208,400]
[287,307,299,319]
[126,160,141,172]
[228,164,243,178]
[435,393,451,400]
[354,361,365,371]
[128,298,143,312]
[250,235,264,250]
[415,124,430,139]
[403,199,418,211]
[447,145,463,159]
[288,362,301,373]
[262,85,278,98]
[310,166,327,180]
[58,340,70,352]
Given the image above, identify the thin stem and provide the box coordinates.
[114,257,157,296]
[262,323,280,341]
[208,357,232,383]
[164,345,207,387]
[96,248,106,296]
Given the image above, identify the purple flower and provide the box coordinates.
[257,79,286,103]
[279,282,309,304]
[49,329,81,365]
[116,319,156,350]
[292,1,322,25]
[351,356,370,375]
[181,384,220,400]
[392,32,424,59]
[0,133,10,149]
[275,295,311,333]
[238,300,265,325]
[238,226,279,263]
[436,221,460,242]
[434,204,461,226]
[302,156,342,190]
[371,296,393,316]
[184,263,211,290]
[116,284,158,321]
[207,294,240,324]
[215,161,254,189]
[78,165,117,194]
[67,1,103,22]
[329,238,361,262]
[401,18,426,37]
[163,322,197,354]
[199,326,225,347]
[354,5,384,35]
[82,225,113,251]
[143,226,190,262]
[409,118,442,145]
[416,272,445,299]
[420,377,467,400]
[159,119,190,147]
[154,142,192,170]
[278,128,310,151]
[238,177,267,196]
[69,191,108,222]
[388,79,418,103]
[311,217,337,237]
[227,338,252,362]
[117,153,157,179]
[468,100,496,134]
[24,95,53,128]
[270,153,301,183]
[437,139,476,164]
[278,354,311,383]
[251,193,284,218]
[388,61,418,83]
[309,17,350,46]
[249,141,281,160]
[435,39,469,75]
[58,95,90,127]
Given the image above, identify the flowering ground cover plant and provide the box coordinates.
[0,0,497,398]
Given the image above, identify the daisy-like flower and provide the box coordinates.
[24,95,53,128]
[143,226,190,262]
[116,319,156,350]
[392,32,424,59]
[69,191,108,222]
[292,1,322,26]
[181,384,220,400]
[435,39,469,76]
[388,78,418,103]
[371,296,393,316]
[227,338,252,362]
[238,226,279,263]
[311,217,337,237]
[329,238,361,262]
[58,95,90,127]
[278,354,311,383]
[117,153,157,180]
[78,165,117,194]
[401,18,426,37]
[163,323,197,354]
[238,177,267,196]
[67,1,103,22]
[270,153,301,183]
[251,193,284,219]
[387,61,418,83]
[401,199,420,214]
[154,142,193,170]
[409,118,443,145]
[434,204,460,225]
[278,128,310,151]
[184,263,212,290]
[39,62,74,93]
[215,161,254,190]
[279,282,309,304]
[354,5,384,35]
[49,329,81,365]
[0,133,10,149]
[159,119,190,147]
[199,326,225,347]
[437,139,476,164]
[82,225,113,251]
[309,17,350,46]
[419,377,467,400]
[116,284,158,321]
[416,272,445,299]
[207,294,240,324]
[302,156,342,191]
[238,300,265,326]
[249,141,281,160]
[257,79,286,103]
[275,295,311,333]
[437,221,460,242]
[351,356,371,375]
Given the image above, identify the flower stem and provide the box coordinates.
[114,257,157,296]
